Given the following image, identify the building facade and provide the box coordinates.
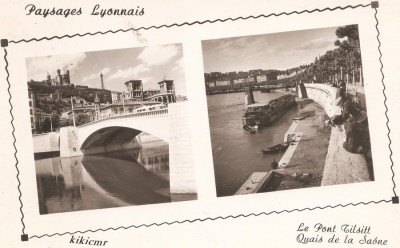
[124,79,177,104]
[125,80,143,101]
[28,87,53,134]
[28,87,37,133]
[111,91,123,103]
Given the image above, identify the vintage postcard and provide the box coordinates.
[0,0,399,247]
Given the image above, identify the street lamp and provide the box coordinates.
[122,93,125,115]
[50,113,53,132]
[70,97,76,127]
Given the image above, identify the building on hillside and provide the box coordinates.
[28,69,71,87]
[71,96,88,106]
[28,79,49,86]
[48,69,71,86]
[61,105,96,123]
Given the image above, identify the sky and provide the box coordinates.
[25,44,187,95]
[202,26,340,73]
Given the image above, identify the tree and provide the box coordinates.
[39,118,52,133]
[334,25,362,84]
[60,118,72,127]
[51,113,61,130]
[75,113,91,126]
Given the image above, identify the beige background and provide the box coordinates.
[0,0,399,247]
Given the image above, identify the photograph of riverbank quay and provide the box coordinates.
[26,44,197,214]
[202,25,374,197]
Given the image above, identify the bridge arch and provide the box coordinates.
[76,114,169,155]
[80,126,143,155]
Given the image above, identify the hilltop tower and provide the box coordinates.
[57,69,63,86]
[100,72,104,90]
[46,72,51,85]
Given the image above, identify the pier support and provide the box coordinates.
[60,126,83,158]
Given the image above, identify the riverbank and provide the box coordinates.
[261,99,331,192]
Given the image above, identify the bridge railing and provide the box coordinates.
[78,109,168,128]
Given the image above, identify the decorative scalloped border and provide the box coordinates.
[2,1,397,242]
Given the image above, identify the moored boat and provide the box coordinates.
[243,125,256,134]
[242,94,296,126]
[262,142,290,154]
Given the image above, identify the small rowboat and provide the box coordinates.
[243,125,256,134]
[293,115,309,120]
[262,142,290,154]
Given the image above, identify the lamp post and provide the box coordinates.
[122,93,125,115]
[50,113,53,132]
[71,97,76,127]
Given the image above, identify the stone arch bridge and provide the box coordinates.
[60,109,169,157]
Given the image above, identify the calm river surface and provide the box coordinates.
[207,91,299,197]
[35,140,170,214]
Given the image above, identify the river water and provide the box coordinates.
[207,91,299,197]
[35,138,170,214]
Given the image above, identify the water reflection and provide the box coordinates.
[36,142,170,214]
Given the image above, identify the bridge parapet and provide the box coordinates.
[78,109,168,128]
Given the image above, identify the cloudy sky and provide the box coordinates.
[26,44,186,95]
[202,26,339,73]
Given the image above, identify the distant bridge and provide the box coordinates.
[206,82,297,95]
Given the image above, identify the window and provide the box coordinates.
[30,109,33,115]
[29,101,32,107]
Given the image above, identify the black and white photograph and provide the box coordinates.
[202,25,374,197]
[26,44,197,214]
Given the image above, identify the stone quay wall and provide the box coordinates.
[304,84,371,186]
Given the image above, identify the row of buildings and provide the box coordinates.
[204,70,278,88]
[204,67,308,88]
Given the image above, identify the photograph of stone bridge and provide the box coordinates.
[202,25,374,197]
[26,44,197,214]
